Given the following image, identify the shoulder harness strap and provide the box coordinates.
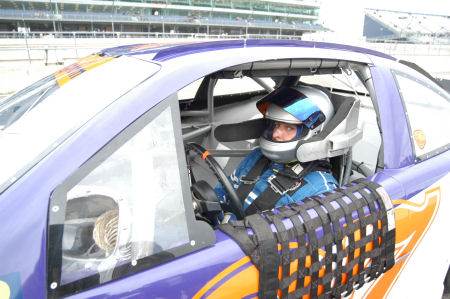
[236,156,271,203]
[245,160,332,216]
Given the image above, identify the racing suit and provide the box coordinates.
[214,148,338,222]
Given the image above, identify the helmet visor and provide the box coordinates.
[257,86,326,129]
[262,120,309,142]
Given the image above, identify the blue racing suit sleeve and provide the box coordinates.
[214,148,264,222]
[214,149,338,223]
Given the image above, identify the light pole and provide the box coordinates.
[245,19,250,37]
[111,0,115,34]
[21,3,31,64]
[50,0,56,32]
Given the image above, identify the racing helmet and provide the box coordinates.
[256,85,334,163]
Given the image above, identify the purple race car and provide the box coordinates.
[0,40,449,299]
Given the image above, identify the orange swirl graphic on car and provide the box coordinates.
[54,54,115,86]
[359,186,441,299]
[192,256,257,299]
[196,187,441,298]
[194,243,338,298]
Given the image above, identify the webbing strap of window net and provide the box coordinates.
[219,178,396,299]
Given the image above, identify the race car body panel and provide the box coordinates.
[0,40,448,299]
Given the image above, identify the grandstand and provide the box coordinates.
[0,0,326,37]
[364,8,450,44]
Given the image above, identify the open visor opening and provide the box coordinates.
[262,120,309,142]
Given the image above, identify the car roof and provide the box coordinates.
[99,39,396,62]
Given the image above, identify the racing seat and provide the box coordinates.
[214,92,363,185]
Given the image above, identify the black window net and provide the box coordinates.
[219,178,395,298]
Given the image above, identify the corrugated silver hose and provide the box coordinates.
[93,210,119,253]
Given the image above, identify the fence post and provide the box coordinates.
[73,32,79,58]
[24,32,32,65]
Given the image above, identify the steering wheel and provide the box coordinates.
[185,142,245,220]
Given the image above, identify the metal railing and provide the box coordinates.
[0,31,301,65]
[0,8,323,32]
[0,31,449,66]
[0,30,306,40]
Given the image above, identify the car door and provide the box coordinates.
[46,93,229,298]
[358,64,450,298]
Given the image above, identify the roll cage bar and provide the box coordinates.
[180,58,384,178]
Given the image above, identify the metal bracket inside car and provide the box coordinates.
[219,178,396,299]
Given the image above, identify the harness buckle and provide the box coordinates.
[267,174,287,195]
[268,174,302,195]
[240,175,259,184]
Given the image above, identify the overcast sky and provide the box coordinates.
[318,0,450,39]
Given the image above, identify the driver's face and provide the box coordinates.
[272,121,297,142]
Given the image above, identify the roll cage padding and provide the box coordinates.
[295,94,363,162]
[214,118,266,142]
[219,178,395,299]
[213,93,362,164]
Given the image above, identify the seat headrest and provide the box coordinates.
[214,118,266,142]
[214,94,363,163]
[296,95,363,162]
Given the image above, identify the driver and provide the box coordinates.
[215,85,338,222]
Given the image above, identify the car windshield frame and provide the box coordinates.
[0,56,160,195]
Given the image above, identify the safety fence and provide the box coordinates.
[1,31,449,64]
[0,31,449,96]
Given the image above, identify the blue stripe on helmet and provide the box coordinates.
[284,97,320,126]
[256,86,327,129]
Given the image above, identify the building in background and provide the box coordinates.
[0,0,327,37]
[363,8,450,44]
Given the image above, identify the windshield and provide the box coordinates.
[0,55,160,194]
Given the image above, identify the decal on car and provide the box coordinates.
[193,256,258,299]
[356,186,441,298]
[0,280,10,299]
[0,273,23,299]
[413,130,426,150]
[54,54,115,87]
